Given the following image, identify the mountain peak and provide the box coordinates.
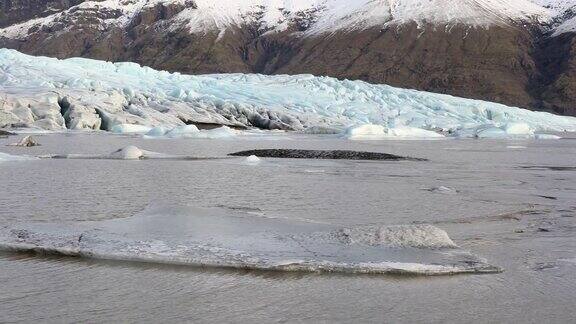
[0,0,556,40]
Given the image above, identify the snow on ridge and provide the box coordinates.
[0,0,554,40]
[1,48,575,135]
[531,0,576,35]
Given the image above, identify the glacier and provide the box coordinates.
[1,49,575,137]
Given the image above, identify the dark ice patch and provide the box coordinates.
[229,149,426,161]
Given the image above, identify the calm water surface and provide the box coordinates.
[0,133,575,323]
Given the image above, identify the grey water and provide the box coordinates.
[0,133,575,323]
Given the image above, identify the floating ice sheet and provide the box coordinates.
[0,151,37,163]
[0,205,501,275]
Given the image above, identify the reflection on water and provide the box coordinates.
[0,133,575,322]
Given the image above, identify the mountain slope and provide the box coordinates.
[0,0,576,116]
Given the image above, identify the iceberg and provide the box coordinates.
[0,49,575,137]
[0,205,501,275]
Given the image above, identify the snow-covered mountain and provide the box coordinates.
[1,1,576,116]
[534,0,576,34]
[0,0,555,39]
[1,49,575,137]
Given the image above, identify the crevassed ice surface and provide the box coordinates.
[1,49,576,133]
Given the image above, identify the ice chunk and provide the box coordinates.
[145,126,170,137]
[504,122,533,136]
[111,124,152,134]
[344,124,443,139]
[297,224,457,249]
[456,124,539,139]
[7,135,40,147]
[477,127,509,139]
[164,126,238,139]
[344,124,388,140]
[245,155,261,164]
[534,134,562,140]
[108,146,145,160]
[188,126,238,139]
[164,125,200,138]
[424,186,458,194]
[388,126,444,138]
[303,126,342,135]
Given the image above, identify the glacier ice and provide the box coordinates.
[0,49,575,138]
[0,205,501,275]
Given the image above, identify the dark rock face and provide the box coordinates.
[530,32,576,116]
[229,149,426,161]
[269,25,539,111]
[1,3,576,116]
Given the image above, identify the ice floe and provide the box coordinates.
[47,146,198,161]
[0,205,501,275]
[0,152,36,162]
